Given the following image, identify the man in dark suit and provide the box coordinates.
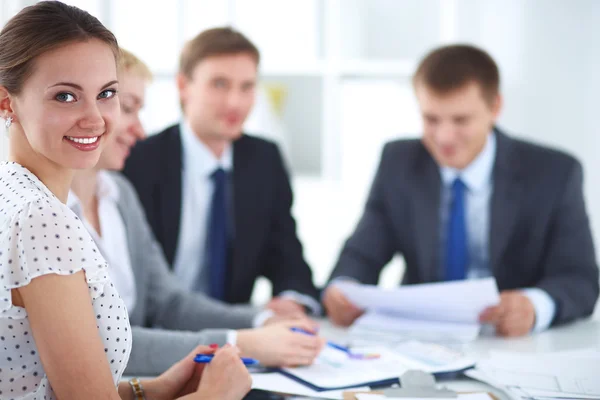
[123,27,319,316]
[324,45,599,336]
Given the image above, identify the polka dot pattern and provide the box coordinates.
[0,162,131,399]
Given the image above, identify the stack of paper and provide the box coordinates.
[350,312,483,344]
[387,340,475,373]
[276,343,475,392]
[336,278,500,344]
[279,345,409,391]
[251,372,369,399]
[355,394,493,400]
[466,349,600,400]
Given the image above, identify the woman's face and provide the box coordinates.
[97,69,146,171]
[10,39,120,170]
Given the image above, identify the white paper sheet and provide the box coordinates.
[483,351,600,395]
[390,340,475,372]
[467,369,600,400]
[281,346,408,391]
[350,312,481,344]
[355,393,493,400]
[335,278,499,324]
[251,372,369,399]
[468,349,600,397]
[508,386,600,400]
[341,341,475,374]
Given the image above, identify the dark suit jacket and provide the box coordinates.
[122,124,319,304]
[329,129,599,326]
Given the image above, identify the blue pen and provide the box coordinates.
[194,354,260,366]
[290,327,350,354]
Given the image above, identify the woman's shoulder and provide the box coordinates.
[105,171,137,200]
[104,171,145,216]
[0,162,57,215]
[0,163,108,295]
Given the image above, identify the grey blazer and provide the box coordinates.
[104,173,261,375]
[329,129,599,326]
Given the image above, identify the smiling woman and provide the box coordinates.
[0,2,125,398]
[0,8,120,200]
[0,2,251,400]
[13,40,119,173]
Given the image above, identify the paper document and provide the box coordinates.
[251,372,368,399]
[350,312,481,344]
[468,349,600,398]
[390,340,475,372]
[507,386,600,400]
[279,343,474,392]
[338,278,498,344]
[468,369,600,400]
[483,350,600,395]
[356,394,493,400]
[281,345,408,391]
[335,278,499,324]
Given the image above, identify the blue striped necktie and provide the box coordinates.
[206,167,228,299]
[445,178,468,281]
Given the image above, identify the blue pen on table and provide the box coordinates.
[290,327,350,353]
[194,354,260,366]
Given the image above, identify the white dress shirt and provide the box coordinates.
[67,171,137,312]
[173,120,233,292]
[439,132,556,332]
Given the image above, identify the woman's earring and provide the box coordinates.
[5,116,13,129]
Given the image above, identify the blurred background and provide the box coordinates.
[1,0,599,307]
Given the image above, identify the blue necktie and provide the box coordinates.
[445,178,468,281]
[207,167,228,300]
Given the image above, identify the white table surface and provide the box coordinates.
[318,317,600,400]
[126,317,600,399]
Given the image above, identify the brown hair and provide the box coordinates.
[179,27,260,78]
[413,44,500,105]
[0,1,119,95]
[119,48,153,82]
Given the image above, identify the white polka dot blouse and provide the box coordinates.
[0,162,132,399]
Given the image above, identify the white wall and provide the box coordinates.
[455,0,600,256]
[0,133,7,161]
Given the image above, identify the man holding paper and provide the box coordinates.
[324,45,599,336]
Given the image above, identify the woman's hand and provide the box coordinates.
[143,344,252,400]
[237,319,326,367]
[142,344,214,399]
[194,345,253,400]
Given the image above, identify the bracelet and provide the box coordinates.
[128,377,146,400]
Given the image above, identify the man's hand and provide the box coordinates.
[479,290,536,337]
[323,285,364,327]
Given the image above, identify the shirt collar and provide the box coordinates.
[67,171,120,216]
[440,131,497,193]
[180,119,233,178]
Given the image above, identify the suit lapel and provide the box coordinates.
[230,136,252,298]
[160,125,183,266]
[490,130,522,273]
[411,146,442,282]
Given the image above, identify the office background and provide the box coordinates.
[1,0,599,308]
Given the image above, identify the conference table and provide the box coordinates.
[128,315,600,399]
[297,316,600,400]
